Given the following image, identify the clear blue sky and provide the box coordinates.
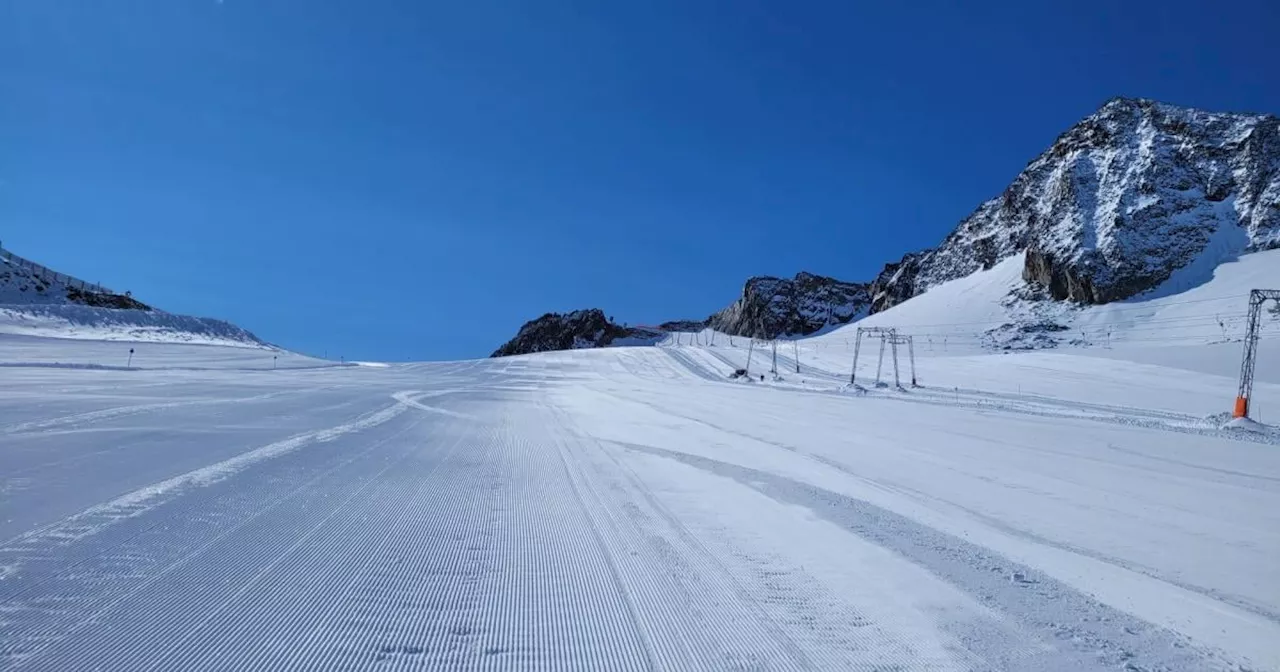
[3,1,1278,360]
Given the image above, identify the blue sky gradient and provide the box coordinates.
[4,1,1279,360]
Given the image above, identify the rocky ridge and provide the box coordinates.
[705,272,870,339]
[491,309,662,357]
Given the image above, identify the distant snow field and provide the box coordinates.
[3,249,1280,670]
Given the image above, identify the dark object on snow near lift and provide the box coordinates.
[729,368,748,379]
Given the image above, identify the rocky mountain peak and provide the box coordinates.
[706,272,870,339]
[874,98,1280,309]
[491,309,661,357]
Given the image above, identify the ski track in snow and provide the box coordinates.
[1,339,1278,670]
[0,388,304,436]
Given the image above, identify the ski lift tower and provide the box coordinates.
[1233,289,1280,418]
[889,332,918,387]
[850,327,918,388]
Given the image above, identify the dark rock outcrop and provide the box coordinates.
[1021,249,1099,303]
[706,272,870,339]
[491,309,662,357]
[65,287,152,311]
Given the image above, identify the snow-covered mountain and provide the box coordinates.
[494,98,1278,356]
[875,97,1279,310]
[0,249,266,347]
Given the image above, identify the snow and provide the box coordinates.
[1225,416,1274,433]
[609,333,665,347]
[4,245,1280,670]
[0,304,264,347]
[798,247,1280,355]
[0,333,329,370]
[1,323,1278,670]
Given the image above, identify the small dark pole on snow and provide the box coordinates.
[793,340,800,373]
[273,355,278,370]
[127,348,134,368]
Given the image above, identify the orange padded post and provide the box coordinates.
[1233,396,1249,418]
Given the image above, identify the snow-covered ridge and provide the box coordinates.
[1,249,147,309]
[0,249,265,347]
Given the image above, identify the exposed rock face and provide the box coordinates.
[1021,249,1098,303]
[65,286,152,311]
[491,309,662,357]
[657,319,708,332]
[873,98,1280,308]
[867,252,928,314]
[706,272,870,339]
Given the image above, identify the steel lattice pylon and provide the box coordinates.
[850,327,918,388]
[1235,289,1280,418]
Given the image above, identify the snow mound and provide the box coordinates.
[1223,416,1272,433]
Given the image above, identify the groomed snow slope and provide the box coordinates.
[2,332,1278,671]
